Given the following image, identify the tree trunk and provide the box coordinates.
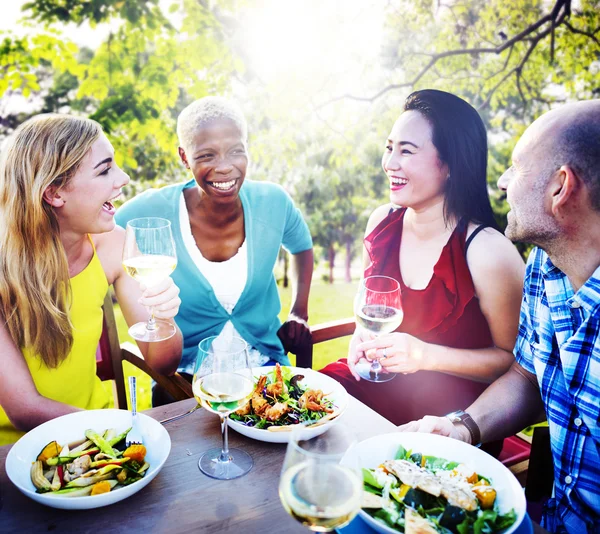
[328,245,335,284]
[345,239,353,283]
[283,251,289,288]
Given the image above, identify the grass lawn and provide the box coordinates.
[105,279,357,410]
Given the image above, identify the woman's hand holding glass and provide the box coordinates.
[279,425,362,532]
[351,275,403,382]
[137,276,181,321]
[123,217,178,342]
[353,332,427,376]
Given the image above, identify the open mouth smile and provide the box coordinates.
[207,179,237,192]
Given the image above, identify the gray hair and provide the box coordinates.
[176,96,248,154]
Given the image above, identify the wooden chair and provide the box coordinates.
[96,291,193,409]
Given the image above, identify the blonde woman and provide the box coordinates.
[0,114,183,445]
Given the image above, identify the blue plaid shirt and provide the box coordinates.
[515,247,600,533]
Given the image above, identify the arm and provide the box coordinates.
[357,228,525,382]
[278,248,314,353]
[399,361,545,443]
[288,248,313,321]
[0,323,80,432]
[99,228,183,376]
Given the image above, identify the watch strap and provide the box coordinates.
[446,410,481,447]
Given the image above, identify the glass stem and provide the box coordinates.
[146,308,156,331]
[219,415,230,462]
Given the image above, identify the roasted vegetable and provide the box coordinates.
[50,465,63,491]
[48,480,118,498]
[473,486,497,509]
[37,441,61,463]
[46,448,100,466]
[90,480,113,495]
[64,464,122,488]
[31,461,51,492]
[403,487,436,510]
[439,504,467,530]
[85,429,117,458]
[123,444,146,463]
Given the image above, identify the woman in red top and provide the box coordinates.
[320,90,524,451]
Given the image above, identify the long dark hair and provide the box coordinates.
[404,89,498,229]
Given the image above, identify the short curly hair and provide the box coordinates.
[177,96,248,154]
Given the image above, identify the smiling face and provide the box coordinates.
[382,111,448,211]
[48,133,129,235]
[497,118,560,246]
[179,118,248,203]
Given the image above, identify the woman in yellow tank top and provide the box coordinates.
[0,115,183,445]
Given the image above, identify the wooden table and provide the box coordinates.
[0,396,395,533]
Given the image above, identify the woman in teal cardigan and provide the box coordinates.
[116,97,314,405]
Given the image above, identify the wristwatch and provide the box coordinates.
[445,410,481,447]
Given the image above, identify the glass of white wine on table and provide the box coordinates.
[354,275,403,382]
[122,217,178,342]
[279,425,362,532]
[192,336,254,480]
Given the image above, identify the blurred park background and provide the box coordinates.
[1,0,598,408]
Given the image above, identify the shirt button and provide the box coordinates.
[574,418,583,427]
[571,301,581,308]
[565,475,573,485]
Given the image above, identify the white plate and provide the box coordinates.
[227,366,349,444]
[5,409,171,510]
[346,432,526,534]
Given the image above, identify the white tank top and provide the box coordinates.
[179,194,269,368]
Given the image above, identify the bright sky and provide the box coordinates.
[0,0,389,116]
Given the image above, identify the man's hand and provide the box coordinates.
[277,314,312,355]
[398,415,472,444]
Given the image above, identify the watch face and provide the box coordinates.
[446,410,464,422]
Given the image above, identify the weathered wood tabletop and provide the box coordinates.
[0,396,395,533]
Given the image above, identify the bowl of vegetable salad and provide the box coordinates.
[344,432,526,534]
[5,409,171,510]
[227,365,349,444]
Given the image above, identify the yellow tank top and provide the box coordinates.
[0,238,110,445]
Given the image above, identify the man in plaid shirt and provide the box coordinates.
[400,100,600,533]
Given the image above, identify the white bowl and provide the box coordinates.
[346,432,526,534]
[227,366,349,444]
[5,409,171,510]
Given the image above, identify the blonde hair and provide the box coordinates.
[0,114,102,368]
[177,96,248,154]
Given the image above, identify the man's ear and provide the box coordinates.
[549,165,580,216]
[42,185,65,208]
[178,147,190,169]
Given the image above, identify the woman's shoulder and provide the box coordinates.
[91,226,126,284]
[365,204,396,236]
[465,223,525,276]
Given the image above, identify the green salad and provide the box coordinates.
[362,445,517,533]
[229,364,335,428]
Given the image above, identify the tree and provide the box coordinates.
[321,0,599,119]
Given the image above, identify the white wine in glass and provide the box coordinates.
[354,275,402,382]
[193,336,254,480]
[122,217,177,342]
[279,425,362,532]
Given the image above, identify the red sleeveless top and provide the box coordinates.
[320,208,494,425]
[364,208,493,349]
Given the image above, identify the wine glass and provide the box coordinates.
[122,217,178,342]
[279,424,362,532]
[353,275,403,383]
[192,336,254,480]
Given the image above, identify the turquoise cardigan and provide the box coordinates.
[115,179,313,373]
